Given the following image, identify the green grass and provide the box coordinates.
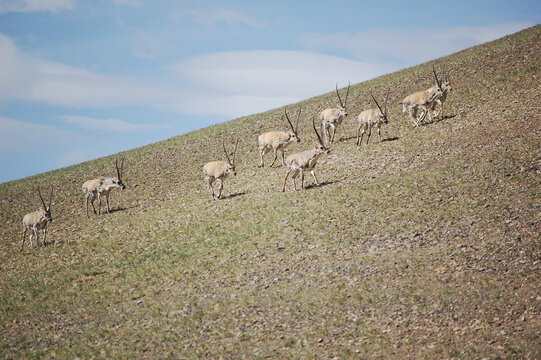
[1,25,540,359]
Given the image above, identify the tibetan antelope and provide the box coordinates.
[357,88,390,148]
[401,66,444,127]
[204,140,239,200]
[282,118,330,192]
[320,82,350,145]
[82,159,126,216]
[428,66,452,119]
[21,186,53,250]
[258,107,301,167]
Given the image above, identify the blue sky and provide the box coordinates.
[0,0,539,183]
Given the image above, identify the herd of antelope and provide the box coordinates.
[20,66,452,250]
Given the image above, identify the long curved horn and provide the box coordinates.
[336,83,344,109]
[371,92,384,115]
[295,107,301,134]
[222,140,232,165]
[37,186,47,209]
[312,118,324,147]
[344,81,350,108]
[383,86,390,115]
[115,159,121,179]
[284,109,295,133]
[432,65,442,89]
[48,186,53,209]
[232,139,239,166]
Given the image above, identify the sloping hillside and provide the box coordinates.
[1,26,540,359]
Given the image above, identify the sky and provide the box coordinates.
[0,0,539,183]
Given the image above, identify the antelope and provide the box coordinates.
[204,140,239,200]
[320,82,350,145]
[401,66,444,127]
[258,107,301,167]
[282,118,330,192]
[428,66,452,119]
[21,186,53,250]
[82,159,126,216]
[357,88,390,148]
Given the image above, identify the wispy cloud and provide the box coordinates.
[0,32,393,119]
[298,23,533,64]
[1,24,530,122]
[186,8,264,29]
[168,50,395,118]
[0,0,74,14]
[0,34,185,108]
[0,116,109,181]
[0,116,80,153]
[61,115,170,131]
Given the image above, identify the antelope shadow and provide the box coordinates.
[221,191,246,200]
[305,180,339,190]
[423,113,457,126]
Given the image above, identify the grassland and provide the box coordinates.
[1,26,540,359]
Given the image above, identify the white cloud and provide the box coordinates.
[0,34,36,100]
[168,50,395,118]
[0,116,137,181]
[0,116,80,153]
[25,60,181,108]
[0,34,185,109]
[185,8,264,29]
[0,32,393,119]
[0,0,74,14]
[298,23,533,64]
[1,23,529,122]
[61,115,170,131]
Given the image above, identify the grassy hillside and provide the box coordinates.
[1,26,540,359]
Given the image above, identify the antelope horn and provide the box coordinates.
[344,81,350,108]
[232,139,239,166]
[222,140,232,165]
[115,159,121,179]
[384,86,390,115]
[295,107,301,134]
[48,186,53,209]
[371,92,384,115]
[312,118,324,147]
[336,83,344,109]
[433,65,442,89]
[284,109,295,133]
[120,158,124,178]
[37,187,47,209]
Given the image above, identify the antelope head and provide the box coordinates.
[223,139,239,176]
[335,81,350,117]
[114,159,126,190]
[313,118,330,155]
[284,107,301,143]
[371,87,390,124]
[38,186,53,223]
[441,65,452,93]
